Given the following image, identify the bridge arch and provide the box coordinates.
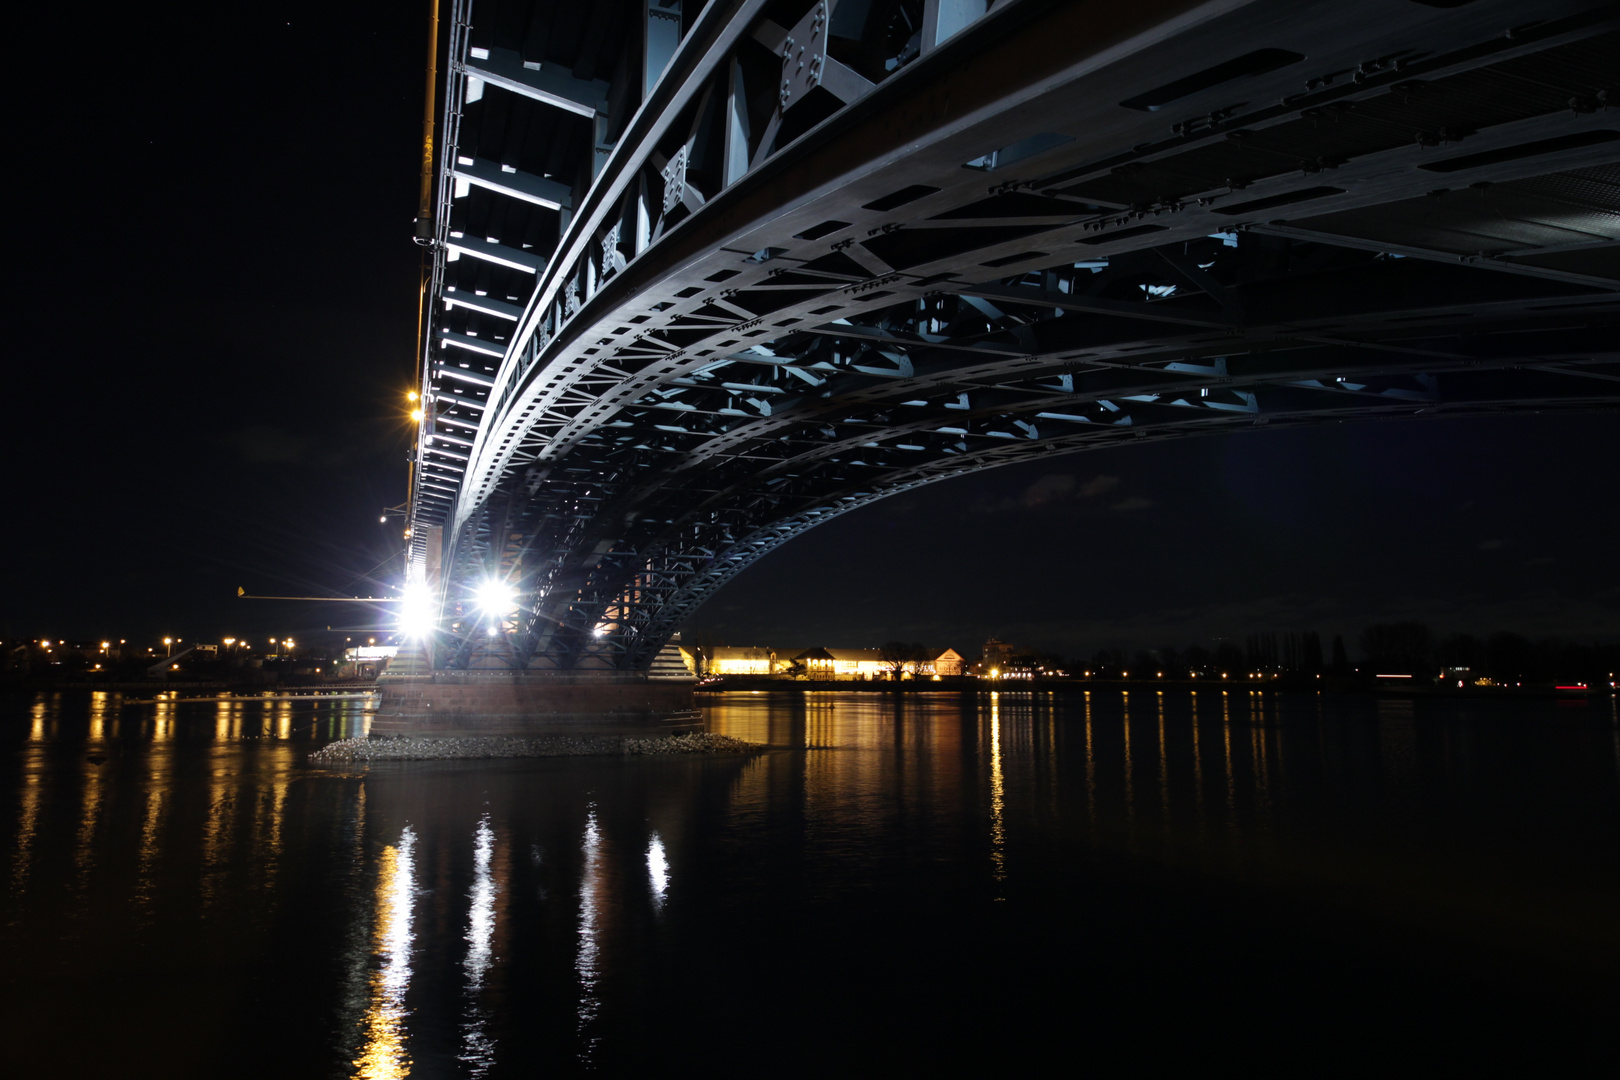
[404,0,1620,671]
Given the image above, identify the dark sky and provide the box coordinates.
[9,3,1619,658]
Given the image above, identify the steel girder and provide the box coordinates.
[404,0,1620,671]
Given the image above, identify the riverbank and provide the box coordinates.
[698,676,1614,698]
[309,731,764,764]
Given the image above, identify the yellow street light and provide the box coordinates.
[407,390,419,402]
[410,408,424,422]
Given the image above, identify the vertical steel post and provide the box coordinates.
[414,0,441,244]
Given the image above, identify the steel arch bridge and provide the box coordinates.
[403,0,1620,673]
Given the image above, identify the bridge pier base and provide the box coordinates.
[372,671,699,737]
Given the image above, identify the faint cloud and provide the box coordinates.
[1078,475,1120,498]
[974,473,1120,513]
[1110,496,1154,512]
[1021,474,1077,507]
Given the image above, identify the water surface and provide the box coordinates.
[3,688,1618,1075]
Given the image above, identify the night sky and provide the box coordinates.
[9,3,1619,659]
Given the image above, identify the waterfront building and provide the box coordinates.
[794,647,965,680]
[705,646,776,676]
[683,645,966,680]
[794,648,888,679]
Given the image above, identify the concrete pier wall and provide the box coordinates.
[373,671,698,736]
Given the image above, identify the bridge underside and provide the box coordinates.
[403,0,1620,672]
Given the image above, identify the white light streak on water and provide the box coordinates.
[460,814,497,1076]
[647,832,669,911]
[355,826,417,1080]
[576,806,603,1063]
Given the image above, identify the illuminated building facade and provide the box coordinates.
[705,647,776,676]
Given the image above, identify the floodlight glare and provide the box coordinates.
[397,583,436,638]
[474,579,517,614]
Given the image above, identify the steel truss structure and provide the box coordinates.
[404,0,1620,671]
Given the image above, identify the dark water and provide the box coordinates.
[2,688,1618,1076]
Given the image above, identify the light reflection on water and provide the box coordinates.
[354,827,417,1080]
[1,689,1618,1076]
[575,806,604,1065]
[133,732,169,915]
[987,693,1007,896]
[646,832,669,911]
[459,814,497,1077]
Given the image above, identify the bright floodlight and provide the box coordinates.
[397,583,436,638]
[475,579,517,614]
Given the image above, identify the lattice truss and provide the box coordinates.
[404,0,1620,671]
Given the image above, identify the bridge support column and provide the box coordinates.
[373,670,699,736]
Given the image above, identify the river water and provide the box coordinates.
[2,688,1617,1076]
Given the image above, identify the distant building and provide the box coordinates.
[981,637,1014,672]
[688,644,967,680]
[345,646,401,661]
[793,647,965,680]
[706,646,776,676]
[338,645,399,679]
[794,647,886,679]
